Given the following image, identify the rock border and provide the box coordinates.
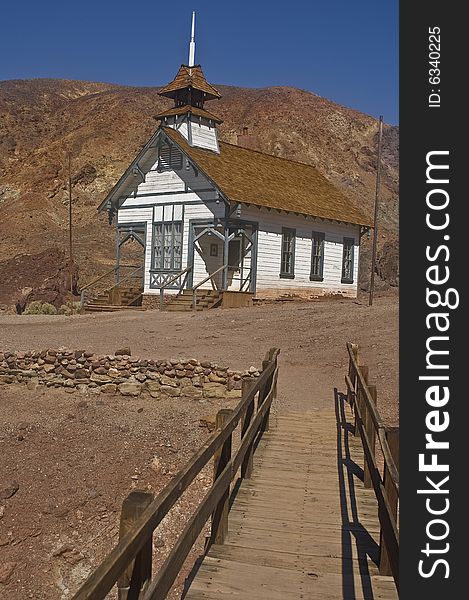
[0,349,261,400]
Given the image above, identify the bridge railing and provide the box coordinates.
[71,347,280,600]
[345,342,399,590]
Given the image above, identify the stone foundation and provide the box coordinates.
[141,289,357,309]
[253,287,357,301]
[0,349,261,399]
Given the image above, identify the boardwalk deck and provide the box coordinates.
[184,399,398,599]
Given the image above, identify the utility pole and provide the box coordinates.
[369,115,383,307]
[67,151,74,297]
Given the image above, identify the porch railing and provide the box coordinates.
[158,266,192,309]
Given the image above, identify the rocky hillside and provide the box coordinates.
[0,78,398,296]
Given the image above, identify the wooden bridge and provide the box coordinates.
[71,345,399,600]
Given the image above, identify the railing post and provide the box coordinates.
[117,490,154,600]
[192,289,197,312]
[380,427,400,575]
[258,351,275,432]
[160,288,164,310]
[350,344,360,436]
[364,383,377,488]
[241,378,257,479]
[357,364,369,454]
[210,409,233,545]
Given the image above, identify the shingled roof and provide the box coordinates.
[163,128,372,227]
[154,104,223,124]
[158,65,221,100]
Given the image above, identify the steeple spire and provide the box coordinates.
[156,13,222,152]
[188,11,196,67]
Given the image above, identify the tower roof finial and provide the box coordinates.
[188,11,196,67]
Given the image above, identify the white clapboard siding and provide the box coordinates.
[165,114,220,153]
[120,160,216,207]
[137,170,185,195]
[189,120,219,152]
[241,206,360,295]
[120,190,218,209]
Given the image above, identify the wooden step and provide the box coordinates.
[84,304,145,313]
[162,289,221,312]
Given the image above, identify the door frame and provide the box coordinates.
[116,221,147,284]
[187,218,258,292]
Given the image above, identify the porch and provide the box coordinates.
[149,219,258,311]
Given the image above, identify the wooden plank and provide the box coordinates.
[241,378,256,479]
[186,556,397,600]
[207,543,381,575]
[211,410,233,546]
[364,384,377,488]
[117,491,154,600]
[379,427,400,577]
[223,528,381,563]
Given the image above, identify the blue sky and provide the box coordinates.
[0,0,398,124]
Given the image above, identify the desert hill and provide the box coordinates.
[0,78,398,305]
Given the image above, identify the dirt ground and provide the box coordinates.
[0,291,398,598]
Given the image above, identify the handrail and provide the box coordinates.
[158,266,192,309]
[80,264,142,308]
[346,342,399,490]
[80,266,118,293]
[192,264,227,310]
[80,264,139,292]
[70,347,280,600]
[193,263,227,292]
[344,341,399,588]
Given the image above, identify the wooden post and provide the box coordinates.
[117,490,154,600]
[380,427,400,575]
[241,378,256,479]
[350,344,360,435]
[357,364,369,450]
[210,409,233,545]
[364,384,377,488]
[259,348,276,433]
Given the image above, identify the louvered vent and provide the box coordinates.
[158,145,183,171]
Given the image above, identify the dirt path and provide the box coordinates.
[0,292,398,599]
[0,291,398,423]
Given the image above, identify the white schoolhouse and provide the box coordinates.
[97,15,371,310]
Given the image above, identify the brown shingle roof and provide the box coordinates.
[154,104,223,124]
[158,65,221,100]
[163,128,372,227]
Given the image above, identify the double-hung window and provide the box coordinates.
[341,237,355,283]
[310,232,325,281]
[153,221,183,270]
[280,228,295,278]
